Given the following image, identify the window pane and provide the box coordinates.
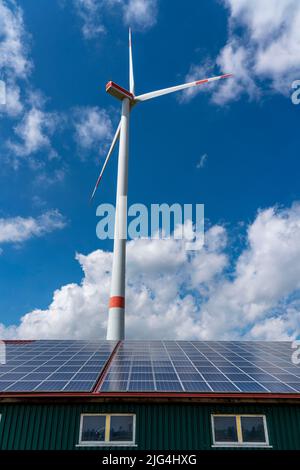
[81,416,105,442]
[110,415,134,442]
[241,417,266,443]
[214,416,238,442]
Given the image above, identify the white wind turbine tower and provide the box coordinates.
[90,29,232,341]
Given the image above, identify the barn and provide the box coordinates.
[0,339,299,451]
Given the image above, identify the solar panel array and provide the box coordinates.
[99,340,300,393]
[0,340,116,392]
[0,340,299,394]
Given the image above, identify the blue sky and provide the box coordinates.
[0,0,300,340]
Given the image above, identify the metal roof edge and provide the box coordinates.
[0,391,300,403]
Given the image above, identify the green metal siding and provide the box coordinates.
[0,402,299,450]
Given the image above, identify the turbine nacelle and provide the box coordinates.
[106,81,134,101]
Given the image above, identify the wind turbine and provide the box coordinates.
[91,29,232,341]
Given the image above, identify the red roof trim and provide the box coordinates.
[91,341,121,393]
[2,340,35,344]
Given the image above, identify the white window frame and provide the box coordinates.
[211,414,272,448]
[77,413,136,447]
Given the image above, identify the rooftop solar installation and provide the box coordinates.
[0,340,299,394]
[0,340,117,392]
[99,341,300,394]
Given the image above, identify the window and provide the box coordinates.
[212,415,270,447]
[213,416,238,443]
[79,414,136,446]
[81,415,105,442]
[110,415,134,442]
[241,416,267,443]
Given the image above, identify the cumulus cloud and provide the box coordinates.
[72,0,158,38]
[0,82,23,117]
[72,0,106,39]
[182,0,300,104]
[0,3,60,171]
[212,39,259,105]
[200,204,300,339]
[73,106,113,156]
[179,60,216,103]
[1,203,300,341]
[7,106,59,163]
[0,210,66,245]
[124,0,158,29]
[0,0,31,80]
[0,0,31,118]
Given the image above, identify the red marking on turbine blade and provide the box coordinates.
[94,173,103,190]
[195,79,209,85]
[89,175,102,202]
[221,73,233,79]
[109,296,125,308]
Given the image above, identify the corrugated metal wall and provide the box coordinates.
[0,402,299,450]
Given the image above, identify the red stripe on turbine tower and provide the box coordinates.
[109,296,125,308]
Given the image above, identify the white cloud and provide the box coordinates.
[183,0,300,104]
[0,3,62,172]
[196,153,208,169]
[1,203,300,341]
[72,0,158,38]
[0,210,66,245]
[213,39,259,105]
[0,3,60,169]
[0,0,31,118]
[124,0,157,29]
[0,82,23,117]
[179,60,216,103]
[34,168,66,187]
[72,0,106,39]
[0,0,31,80]
[7,106,59,164]
[73,106,113,155]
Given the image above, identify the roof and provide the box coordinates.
[0,340,299,400]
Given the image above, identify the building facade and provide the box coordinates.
[0,340,299,450]
[0,399,299,450]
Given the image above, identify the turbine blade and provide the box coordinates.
[90,121,121,202]
[129,28,135,95]
[135,73,232,102]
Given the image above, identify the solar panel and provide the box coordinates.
[0,340,117,392]
[1,340,299,394]
[99,340,300,394]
